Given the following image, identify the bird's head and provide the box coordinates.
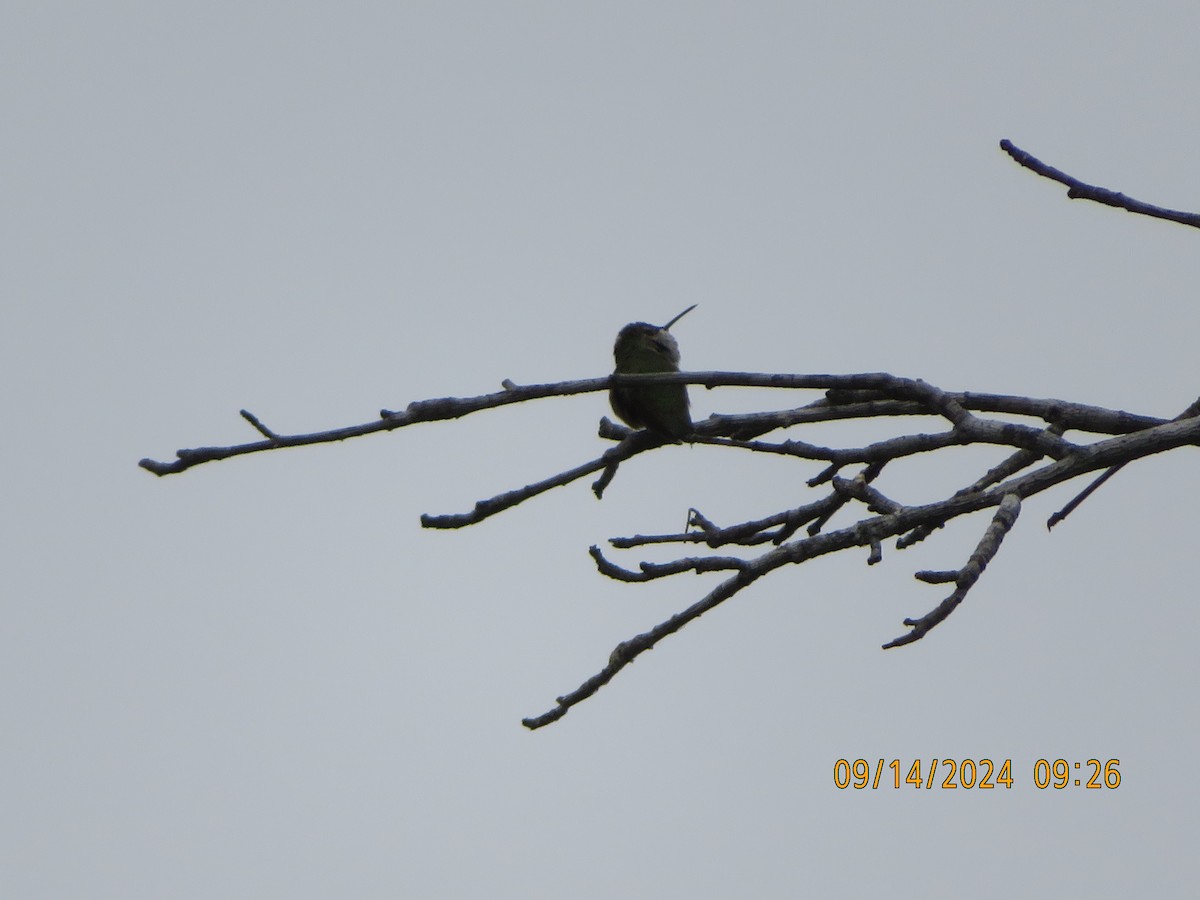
[612,304,696,370]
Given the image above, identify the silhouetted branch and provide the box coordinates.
[998,139,1200,527]
[1046,396,1200,529]
[139,364,1200,728]
[1000,139,1200,228]
[138,372,1164,476]
[522,415,1200,727]
[138,141,1199,729]
[884,494,1022,649]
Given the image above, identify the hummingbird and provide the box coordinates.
[609,304,697,441]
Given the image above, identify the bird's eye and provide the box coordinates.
[652,338,672,354]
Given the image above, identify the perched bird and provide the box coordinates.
[609,304,697,441]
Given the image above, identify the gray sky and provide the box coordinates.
[4,3,1198,897]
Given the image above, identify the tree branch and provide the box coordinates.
[137,372,1165,476]
[1000,139,1200,228]
[522,416,1200,727]
[1046,396,1200,529]
[884,494,1022,649]
[137,140,1199,729]
[140,365,1199,728]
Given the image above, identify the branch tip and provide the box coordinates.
[1001,138,1200,229]
[240,409,280,441]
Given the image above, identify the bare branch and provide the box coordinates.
[138,372,1166,476]
[524,546,786,729]
[1045,462,1128,531]
[420,430,670,529]
[524,415,1200,727]
[239,409,280,441]
[1000,139,1200,228]
[524,488,1004,729]
[895,521,944,549]
[608,466,883,555]
[884,494,1022,649]
[141,363,1200,731]
[138,142,1200,730]
[1047,396,1200,529]
[956,424,1065,496]
[588,545,748,582]
[831,474,903,516]
[139,376,618,476]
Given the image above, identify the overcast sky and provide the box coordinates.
[4,3,1199,897]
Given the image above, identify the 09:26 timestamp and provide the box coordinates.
[833,758,1121,790]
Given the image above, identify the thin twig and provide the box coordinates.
[1046,396,1200,529]
[1000,139,1200,228]
[884,494,1022,649]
